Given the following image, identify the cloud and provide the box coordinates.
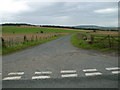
[0,0,32,22]
[1,1,118,27]
[0,0,31,15]
[21,0,120,2]
[94,8,117,14]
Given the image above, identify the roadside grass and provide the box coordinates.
[2,26,81,33]
[3,35,66,55]
[71,34,117,52]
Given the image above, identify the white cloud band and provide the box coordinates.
[94,8,118,14]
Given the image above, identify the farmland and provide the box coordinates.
[1,26,119,54]
[2,33,69,48]
[2,26,81,33]
[2,26,76,55]
[71,30,119,53]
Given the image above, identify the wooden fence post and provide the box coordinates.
[90,35,94,43]
[2,37,6,48]
[31,35,34,41]
[24,35,27,42]
[11,38,14,46]
[36,36,37,40]
[108,35,112,48]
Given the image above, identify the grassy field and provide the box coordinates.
[2,26,81,33]
[2,26,76,55]
[71,31,119,52]
[2,26,119,54]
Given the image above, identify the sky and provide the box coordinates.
[0,0,119,27]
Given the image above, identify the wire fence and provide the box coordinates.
[2,33,69,48]
[78,33,119,49]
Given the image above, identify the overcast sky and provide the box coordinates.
[0,0,118,27]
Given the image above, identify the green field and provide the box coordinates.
[2,26,81,33]
[2,26,81,55]
[71,33,118,52]
[3,26,81,54]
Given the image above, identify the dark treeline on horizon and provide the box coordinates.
[40,25,75,29]
[2,23,35,26]
[40,25,103,30]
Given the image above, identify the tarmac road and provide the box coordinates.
[2,35,119,88]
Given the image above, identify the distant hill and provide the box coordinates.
[73,25,118,29]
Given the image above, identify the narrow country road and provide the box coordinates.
[3,35,119,88]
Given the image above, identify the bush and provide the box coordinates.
[41,31,43,33]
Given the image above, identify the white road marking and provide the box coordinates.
[106,67,120,70]
[85,72,102,76]
[61,74,78,78]
[8,72,24,75]
[61,70,76,73]
[35,71,52,74]
[112,71,120,74]
[83,69,97,72]
[32,76,50,79]
[3,76,21,80]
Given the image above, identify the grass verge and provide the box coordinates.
[3,35,66,55]
[71,34,117,52]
